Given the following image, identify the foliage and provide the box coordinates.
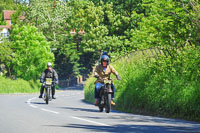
[0,39,13,76]
[9,24,54,80]
[142,45,200,121]
[10,5,24,25]
[84,46,200,121]
[0,0,199,80]
[0,0,18,25]
[0,0,17,13]
[0,76,40,93]
[84,75,96,103]
[128,0,200,49]
[24,0,83,78]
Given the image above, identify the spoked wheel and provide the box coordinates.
[105,94,111,113]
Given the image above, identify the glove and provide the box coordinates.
[116,75,121,80]
[94,75,99,78]
[40,78,44,83]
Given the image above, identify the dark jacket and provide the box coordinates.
[40,69,58,81]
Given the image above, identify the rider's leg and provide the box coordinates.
[39,85,45,98]
[111,83,115,98]
[111,84,116,105]
[94,83,103,104]
[52,85,56,99]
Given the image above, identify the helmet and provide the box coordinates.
[47,62,52,67]
[102,51,108,56]
[100,55,109,65]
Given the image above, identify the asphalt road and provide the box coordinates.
[0,86,200,133]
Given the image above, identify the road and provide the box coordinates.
[0,86,200,133]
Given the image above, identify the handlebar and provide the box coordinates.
[42,81,58,85]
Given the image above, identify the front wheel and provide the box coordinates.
[105,94,111,113]
[45,88,49,104]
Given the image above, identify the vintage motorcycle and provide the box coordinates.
[97,79,113,113]
[43,78,53,104]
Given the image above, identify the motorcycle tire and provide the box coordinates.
[45,88,49,104]
[105,94,111,113]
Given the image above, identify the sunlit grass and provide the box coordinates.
[0,76,40,94]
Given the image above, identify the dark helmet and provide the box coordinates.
[47,62,52,67]
[102,51,108,56]
[100,55,109,65]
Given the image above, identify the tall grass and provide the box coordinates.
[84,46,200,121]
[0,76,40,93]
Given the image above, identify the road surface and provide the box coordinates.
[0,86,200,133]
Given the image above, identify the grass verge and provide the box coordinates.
[0,76,40,93]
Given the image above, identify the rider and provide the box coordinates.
[39,62,59,99]
[94,55,121,105]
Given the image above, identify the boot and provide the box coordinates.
[94,99,98,106]
[39,94,42,98]
[52,95,56,99]
[39,86,44,98]
[111,100,115,105]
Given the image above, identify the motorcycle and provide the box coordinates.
[43,78,53,104]
[97,79,113,113]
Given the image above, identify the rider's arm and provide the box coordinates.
[110,65,118,76]
[94,66,100,78]
[110,65,121,80]
[53,70,59,84]
[40,71,46,83]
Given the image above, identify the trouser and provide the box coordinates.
[40,85,55,96]
[95,83,115,99]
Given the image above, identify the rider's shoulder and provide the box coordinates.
[52,69,57,73]
[108,64,114,68]
[96,64,102,68]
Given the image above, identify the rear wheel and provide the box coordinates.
[105,94,111,113]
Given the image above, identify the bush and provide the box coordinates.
[84,75,96,103]
[0,76,40,93]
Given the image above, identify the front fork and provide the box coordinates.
[99,84,112,104]
[44,87,52,100]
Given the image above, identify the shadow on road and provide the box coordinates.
[80,100,200,126]
[45,123,200,133]
[30,102,46,105]
[58,106,99,113]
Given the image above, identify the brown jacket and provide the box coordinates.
[94,64,118,83]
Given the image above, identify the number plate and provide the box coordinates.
[46,78,52,85]
[104,80,112,84]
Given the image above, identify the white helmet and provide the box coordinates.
[47,62,52,67]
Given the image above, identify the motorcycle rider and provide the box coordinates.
[39,62,58,99]
[94,55,121,105]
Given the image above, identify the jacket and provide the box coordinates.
[94,64,118,83]
[40,69,58,81]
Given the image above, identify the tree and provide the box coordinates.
[127,0,195,49]
[0,39,13,76]
[9,24,54,80]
